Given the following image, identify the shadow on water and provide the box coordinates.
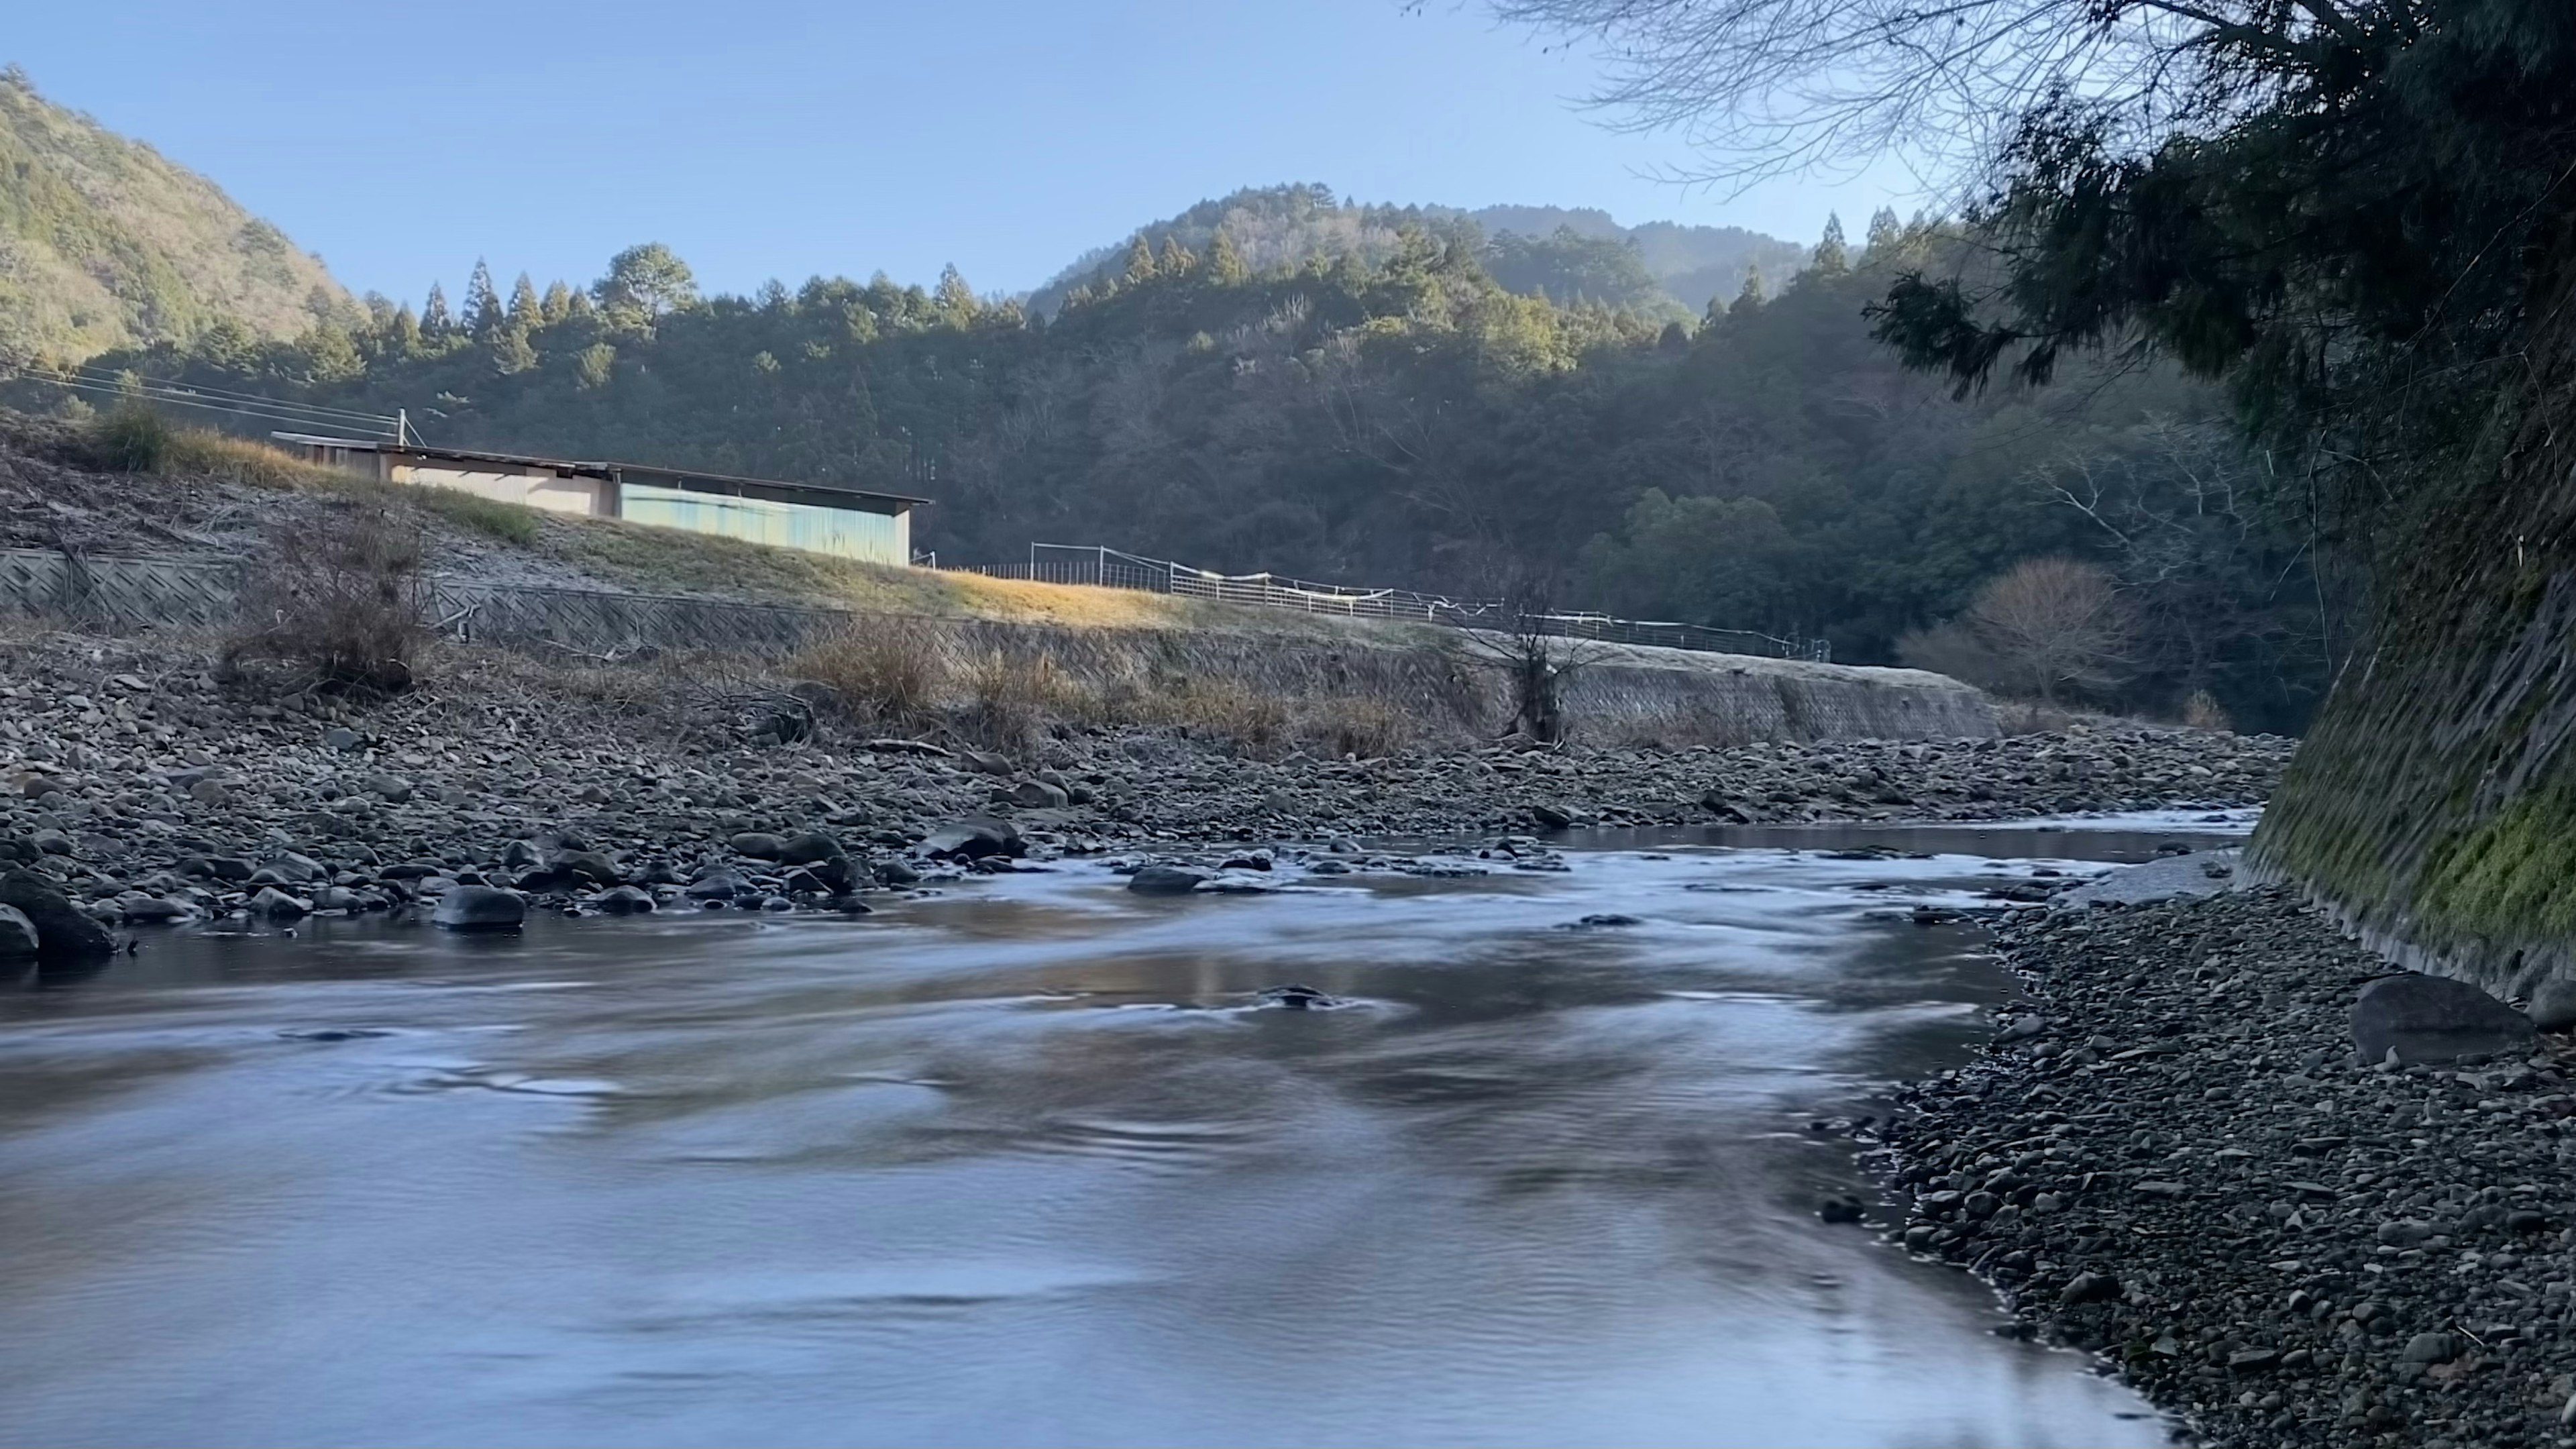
[0,820,2238,1446]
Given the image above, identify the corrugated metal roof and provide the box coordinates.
[270,432,932,510]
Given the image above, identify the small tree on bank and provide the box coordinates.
[1902,557,2134,706]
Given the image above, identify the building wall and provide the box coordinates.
[619,483,910,565]
[390,462,610,517]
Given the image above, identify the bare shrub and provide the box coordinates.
[1463,574,1595,743]
[793,616,950,727]
[1301,696,1414,759]
[2181,688,2233,731]
[88,404,172,472]
[224,501,428,695]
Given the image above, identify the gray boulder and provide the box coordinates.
[592,885,657,914]
[433,885,526,932]
[249,887,311,919]
[2352,972,2536,1065]
[182,855,254,882]
[1128,865,1208,896]
[684,869,751,902]
[0,869,114,960]
[0,904,37,957]
[924,817,1022,861]
[266,851,328,883]
[779,831,844,865]
[553,849,623,885]
[1007,779,1069,809]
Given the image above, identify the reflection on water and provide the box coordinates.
[0,821,2239,1447]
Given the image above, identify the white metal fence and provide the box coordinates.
[967,544,1831,661]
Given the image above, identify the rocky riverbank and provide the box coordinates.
[1878,886,2576,1449]
[0,629,2293,953]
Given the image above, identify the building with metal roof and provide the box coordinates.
[273,433,927,567]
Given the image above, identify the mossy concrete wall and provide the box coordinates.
[2245,312,2576,1023]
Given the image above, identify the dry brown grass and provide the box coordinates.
[959,647,1091,753]
[942,572,1194,628]
[1300,696,1415,759]
[791,616,951,727]
[1148,679,1291,755]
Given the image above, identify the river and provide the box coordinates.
[0,814,2248,1446]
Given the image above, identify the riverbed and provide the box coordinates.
[0,819,2243,1446]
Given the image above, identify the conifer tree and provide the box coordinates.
[464,260,503,337]
[1733,264,1766,312]
[1812,214,1848,274]
[507,272,541,326]
[1160,236,1195,276]
[1125,235,1159,286]
[490,327,537,375]
[539,280,574,324]
[421,282,453,335]
[1864,207,1902,258]
[1207,229,1249,284]
[934,264,980,321]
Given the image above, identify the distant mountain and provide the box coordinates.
[1028,184,1811,319]
[0,66,351,362]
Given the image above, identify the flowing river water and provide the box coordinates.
[0,815,2252,1447]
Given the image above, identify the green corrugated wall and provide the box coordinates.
[619,483,909,565]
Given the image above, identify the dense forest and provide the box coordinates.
[36,193,2333,732]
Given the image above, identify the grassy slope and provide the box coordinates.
[28,413,1454,646]
[0,70,350,360]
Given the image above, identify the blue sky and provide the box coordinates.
[11,0,1917,305]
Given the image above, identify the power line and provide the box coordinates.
[36,362,400,427]
[28,373,403,437]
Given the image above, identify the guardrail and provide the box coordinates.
[967,544,1832,661]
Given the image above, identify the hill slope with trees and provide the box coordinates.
[32,212,2332,733]
[0,68,351,363]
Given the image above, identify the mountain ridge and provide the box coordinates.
[1026,184,1812,319]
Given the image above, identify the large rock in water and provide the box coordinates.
[0,869,114,960]
[2351,972,2535,1064]
[924,817,1022,861]
[433,885,526,932]
[0,903,38,957]
[1128,865,1207,896]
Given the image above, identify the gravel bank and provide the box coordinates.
[1879,887,2576,1449]
[0,631,2290,944]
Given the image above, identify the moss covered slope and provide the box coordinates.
[2248,297,2576,1022]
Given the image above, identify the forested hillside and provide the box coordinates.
[43,213,2332,732]
[0,68,350,361]
[1026,184,1809,317]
